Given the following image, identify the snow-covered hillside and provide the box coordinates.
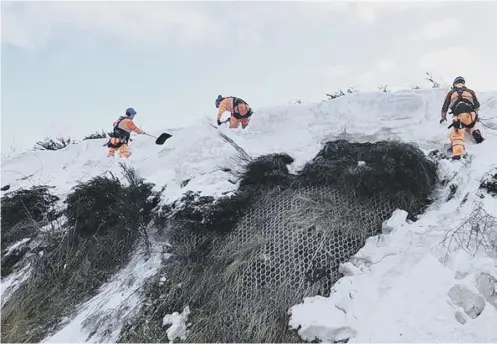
[2,88,497,342]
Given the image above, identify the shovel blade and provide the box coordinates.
[155,133,172,145]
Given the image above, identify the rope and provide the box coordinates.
[478,119,497,130]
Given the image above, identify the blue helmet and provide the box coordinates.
[453,76,465,86]
[215,95,224,108]
[126,108,137,118]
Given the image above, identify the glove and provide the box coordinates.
[440,113,447,124]
[217,119,222,126]
[448,119,462,130]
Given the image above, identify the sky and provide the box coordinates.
[2,0,497,154]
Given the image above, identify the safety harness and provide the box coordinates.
[229,97,254,120]
[448,87,478,130]
[106,116,131,148]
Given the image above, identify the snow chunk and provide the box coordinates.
[381,209,408,234]
[289,251,497,343]
[288,295,357,343]
[162,305,191,343]
[339,261,363,276]
[448,284,486,319]
[454,310,467,324]
[476,272,497,309]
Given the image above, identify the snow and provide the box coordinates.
[1,88,497,342]
[162,305,191,343]
[42,237,166,343]
[1,263,32,307]
[381,208,408,234]
[288,157,497,342]
[3,237,32,257]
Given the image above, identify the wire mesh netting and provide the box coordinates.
[224,185,396,296]
[184,185,401,341]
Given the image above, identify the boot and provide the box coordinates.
[472,129,484,144]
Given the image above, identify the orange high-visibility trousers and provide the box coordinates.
[449,112,479,158]
[107,138,131,158]
[229,116,250,129]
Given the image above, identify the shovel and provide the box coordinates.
[145,132,172,145]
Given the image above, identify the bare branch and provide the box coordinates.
[425,72,441,88]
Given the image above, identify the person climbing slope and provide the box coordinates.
[106,108,145,158]
[215,95,254,129]
[440,76,484,160]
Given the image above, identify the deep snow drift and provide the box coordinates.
[2,88,497,342]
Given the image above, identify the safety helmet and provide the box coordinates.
[453,76,465,86]
[215,95,224,109]
[126,107,137,119]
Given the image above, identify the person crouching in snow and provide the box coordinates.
[440,76,484,160]
[215,95,254,129]
[106,108,144,158]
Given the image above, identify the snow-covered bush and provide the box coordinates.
[480,168,497,196]
[34,137,74,151]
[120,139,438,343]
[1,165,160,343]
[1,185,59,251]
[83,130,108,140]
[325,86,358,100]
[1,185,61,277]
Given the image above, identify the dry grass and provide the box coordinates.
[1,165,160,343]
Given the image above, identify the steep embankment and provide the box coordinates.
[1,88,497,342]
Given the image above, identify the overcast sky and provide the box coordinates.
[2,1,497,153]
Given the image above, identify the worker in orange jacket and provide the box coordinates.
[215,95,254,129]
[106,108,145,158]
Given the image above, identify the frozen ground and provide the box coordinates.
[2,88,497,342]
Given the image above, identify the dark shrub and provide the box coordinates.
[83,130,107,140]
[480,168,497,196]
[238,153,295,191]
[1,164,160,343]
[299,140,438,198]
[34,137,74,151]
[1,185,59,251]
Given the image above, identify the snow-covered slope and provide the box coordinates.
[2,88,497,342]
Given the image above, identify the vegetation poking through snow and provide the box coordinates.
[1,164,160,343]
[326,87,358,100]
[425,72,442,88]
[83,130,108,140]
[378,84,390,93]
[34,137,75,151]
[441,200,497,259]
[479,168,497,196]
[323,72,442,101]
[1,185,60,277]
[1,185,60,251]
